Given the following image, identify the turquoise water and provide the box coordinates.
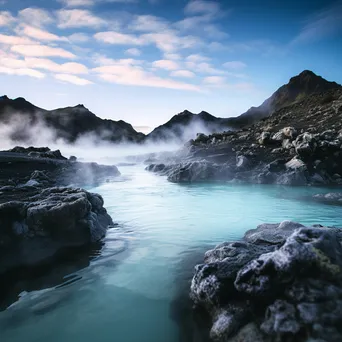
[1,165,342,342]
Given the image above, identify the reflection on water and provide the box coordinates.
[1,165,342,342]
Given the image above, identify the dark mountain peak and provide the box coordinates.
[0,95,9,101]
[178,109,194,116]
[75,104,86,109]
[228,70,341,128]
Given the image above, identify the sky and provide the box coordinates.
[0,0,341,133]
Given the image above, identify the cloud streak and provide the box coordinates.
[292,1,342,44]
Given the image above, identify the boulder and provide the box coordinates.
[190,222,342,342]
[0,187,113,276]
[258,132,271,145]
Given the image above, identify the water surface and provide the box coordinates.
[1,165,342,342]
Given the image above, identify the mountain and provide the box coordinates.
[226,70,341,128]
[0,96,145,143]
[146,110,232,141]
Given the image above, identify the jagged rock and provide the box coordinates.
[69,155,77,162]
[236,155,250,170]
[258,132,271,145]
[190,222,342,342]
[285,157,306,170]
[0,187,113,277]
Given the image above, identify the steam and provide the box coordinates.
[0,113,181,164]
[0,109,231,165]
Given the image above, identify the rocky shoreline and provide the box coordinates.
[189,221,342,342]
[0,147,119,308]
[146,88,342,186]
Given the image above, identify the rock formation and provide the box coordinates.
[190,221,342,342]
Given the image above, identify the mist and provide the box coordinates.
[0,113,182,165]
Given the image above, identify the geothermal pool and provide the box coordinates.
[1,165,342,342]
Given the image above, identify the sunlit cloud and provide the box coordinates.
[0,66,45,79]
[203,75,226,86]
[92,59,200,91]
[11,44,77,59]
[0,11,15,26]
[17,25,68,42]
[0,33,36,45]
[152,59,180,71]
[170,70,195,78]
[94,31,142,45]
[184,0,220,16]
[55,73,93,85]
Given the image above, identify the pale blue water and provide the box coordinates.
[1,165,342,342]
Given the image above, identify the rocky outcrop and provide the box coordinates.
[190,221,342,342]
[147,88,342,186]
[0,187,113,277]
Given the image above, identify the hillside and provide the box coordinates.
[0,96,145,143]
[227,70,341,128]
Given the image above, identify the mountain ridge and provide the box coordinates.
[1,69,341,144]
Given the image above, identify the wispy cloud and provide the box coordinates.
[152,59,180,70]
[0,33,36,45]
[18,8,54,27]
[0,66,45,78]
[68,32,90,43]
[58,0,94,7]
[55,73,92,85]
[92,57,200,91]
[184,0,220,16]
[170,70,195,78]
[125,48,141,56]
[57,9,107,28]
[129,15,169,32]
[203,75,226,86]
[94,31,142,45]
[0,11,15,26]
[223,61,246,70]
[17,25,68,42]
[59,0,137,6]
[292,1,342,44]
[11,44,77,59]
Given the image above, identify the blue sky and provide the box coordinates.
[0,0,341,132]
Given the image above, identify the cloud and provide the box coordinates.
[68,32,90,42]
[142,31,201,52]
[17,25,68,42]
[1,55,88,74]
[0,34,36,45]
[203,75,226,86]
[184,0,220,16]
[92,54,143,66]
[0,11,15,26]
[125,48,141,56]
[92,59,200,91]
[55,73,93,85]
[11,44,77,59]
[26,57,88,74]
[292,1,342,44]
[170,70,195,78]
[94,31,142,45]
[57,9,107,28]
[164,53,181,60]
[59,0,137,6]
[58,0,94,6]
[0,66,45,79]
[186,54,210,63]
[152,59,179,70]
[223,61,246,70]
[129,15,169,32]
[187,61,225,74]
[18,8,54,27]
